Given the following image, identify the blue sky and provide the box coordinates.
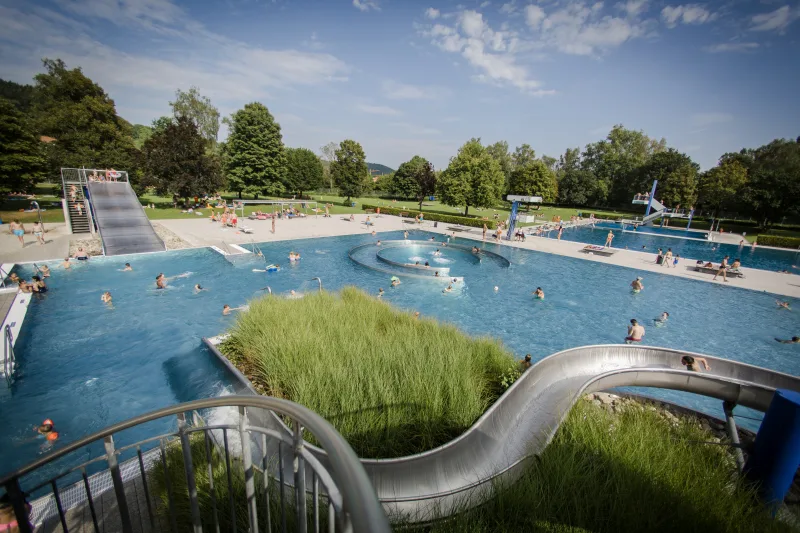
[0,0,798,170]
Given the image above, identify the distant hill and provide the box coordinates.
[368,163,395,175]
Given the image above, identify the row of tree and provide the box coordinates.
[0,59,798,225]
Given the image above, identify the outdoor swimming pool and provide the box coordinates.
[2,230,799,485]
[549,222,800,272]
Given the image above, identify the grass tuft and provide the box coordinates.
[220,287,516,458]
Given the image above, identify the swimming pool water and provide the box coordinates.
[2,230,799,485]
[549,222,800,272]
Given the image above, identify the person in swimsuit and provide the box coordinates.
[101,291,112,303]
[32,221,45,245]
[777,300,791,310]
[62,257,71,269]
[631,277,643,292]
[533,287,545,300]
[377,288,384,298]
[123,263,133,271]
[194,284,206,293]
[625,319,644,343]
[483,224,488,241]
[712,255,729,282]
[74,247,89,260]
[520,354,532,370]
[17,280,33,293]
[443,285,453,293]
[31,276,47,293]
[391,278,401,287]
[156,274,167,289]
[663,248,673,268]
[654,312,669,326]
[403,231,409,239]
[775,336,800,344]
[9,220,25,247]
[680,355,710,371]
[604,231,614,248]
[413,311,420,319]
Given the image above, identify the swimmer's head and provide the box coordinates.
[494,286,499,291]
[290,290,296,295]
[223,305,230,310]
[64,257,70,262]
[32,275,40,281]
[536,287,542,291]
[630,319,638,325]
[414,311,420,318]
[681,356,695,366]
[793,337,800,343]
[125,263,131,267]
[524,354,532,362]
[636,277,642,281]
[663,312,670,317]
[195,284,203,290]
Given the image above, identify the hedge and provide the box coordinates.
[361,204,497,229]
[755,235,800,249]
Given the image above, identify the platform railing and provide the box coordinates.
[0,396,390,533]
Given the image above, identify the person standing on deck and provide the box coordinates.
[604,231,614,248]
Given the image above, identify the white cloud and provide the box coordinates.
[500,2,517,15]
[389,122,442,136]
[704,42,759,53]
[382,80,449,100]
[353,0,380,12]
[617,0,649,18]
[525,5,546,29]
[425,7,440,19]
[661,4,715,29]
[356,104,403,116]
[750,5,797,33]
[690,112,733,127]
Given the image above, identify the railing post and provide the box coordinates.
[294,422,308,533]
[5,478,32,533]
[177,413,203,533]
[239,406,259,532]
[103,435,133,533]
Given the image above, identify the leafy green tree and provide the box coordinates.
[742,138,800,226]
[509,159,558,202]
[372,172,393,193]
[152,116,174,135]
[389,155,436,209]
[30,59,140,178]
[0,98,46,192]
[634,149,699,208]
[437,139,504,216]
[0,79,35,111]
[131,124,153,149]
[581,125,666,205]
[486,141,512,192]
[698,160,747,217]
[540,155,557,171]
[143,116,222,204]
[331,139,369,203]
[284,147,323,198]
[224,102,286,198]
[171,87,220,147]
[557,147,605,205]
[511,144,537,169]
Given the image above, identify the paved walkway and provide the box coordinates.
[0,223,71,264]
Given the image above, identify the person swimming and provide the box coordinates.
[494,286,499,292]
[222,304,247,315]
[101,291,112,303]
[391,278,401,287]
[424,261,430,267]
[123,263,132,271]
[625,319,644,343]
[413,311,420,319]
[39,264,51,278]
[630,277,643,292]
[378,288,384,298]
[377,240,382,246]
[433,249,441,256]
[74,247,89,260]
[37,419,59,441]
[31,275,47,293]
[62,257,71,269]
[533,287,544,300]
[520,354,532,370]
[777,300,791,310]
[775,336,800,344]
[443,285,453,293]
[472,246,480,253]
[156,273,166,289]
[403,231,409,239]
[654,311,669,326]
[194,284,206,293]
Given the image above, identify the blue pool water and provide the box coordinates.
[2,230,799,486]
[547,222,800,272]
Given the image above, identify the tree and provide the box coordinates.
[373,172,393,193]
[511,144,537,169]
[30,59,140,178]
[634,149,699,208]
[284,147,323,198]
[698,160,747,216]
[581,125,666,205]
[319,142,339,189]
[143,116,223,204]
[224,102,286,198]
[742,139,800,226]
[331,139,369,203]
[0,98,46,192]
[131,124,153,149]
[437,139,504,216]
[540,155,557,172]
[486,141,512,192]
[171,87,220,147]
[557,147,605,205]
[0,79,35,111]
[508,159,558,202]
[390,156,438,210]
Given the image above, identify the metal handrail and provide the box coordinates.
[1,396,390,533]
[3,324,15,386]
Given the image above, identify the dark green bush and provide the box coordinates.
[361,204,497,229]
[755,235,800,249]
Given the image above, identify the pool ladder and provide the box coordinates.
[3,324,15,387]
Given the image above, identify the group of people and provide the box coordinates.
[8,267,49,294]
[655,248,680,267]
[87,169,121,182]
[7,220,46,247]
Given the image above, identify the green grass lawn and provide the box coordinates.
[219,287,516,458]
[0,183,64,224]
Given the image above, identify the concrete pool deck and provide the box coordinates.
[2,215,798,298]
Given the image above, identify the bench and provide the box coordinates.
[693,266,744,278]
[581,245,617,256]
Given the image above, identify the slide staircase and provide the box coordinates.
[86,181,165,256]
[64,184,90,234]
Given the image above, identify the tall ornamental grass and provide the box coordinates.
[220,287,516,457]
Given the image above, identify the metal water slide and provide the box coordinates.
[205,342,800,523]
[86,181,166,256]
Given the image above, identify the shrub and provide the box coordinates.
[361,204,497,229]
[220,287,515,457]
[755,235,800,249]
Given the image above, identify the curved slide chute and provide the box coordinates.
[205,341,800,522]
